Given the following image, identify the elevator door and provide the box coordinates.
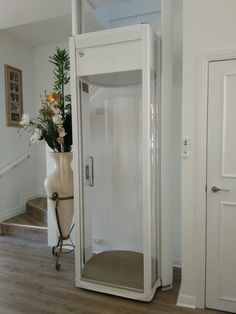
[79,71,145,291]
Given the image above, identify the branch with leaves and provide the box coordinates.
[20,47,72,152]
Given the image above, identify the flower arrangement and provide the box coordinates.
[20,48,72,152]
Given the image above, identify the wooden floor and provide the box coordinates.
[0,236,226,314]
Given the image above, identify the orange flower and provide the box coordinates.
[57,137,64,145]
[40,107,55,117]
[47,92,60,105]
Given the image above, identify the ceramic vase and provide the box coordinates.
[44,152,74,238]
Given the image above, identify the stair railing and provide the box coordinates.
[0,152,31,178]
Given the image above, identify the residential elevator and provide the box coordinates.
[70,23,160,301]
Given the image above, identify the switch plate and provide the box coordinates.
[182,138,190,158]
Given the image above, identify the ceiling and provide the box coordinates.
[0,0,71,29]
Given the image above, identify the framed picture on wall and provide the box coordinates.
[5,65,23,127]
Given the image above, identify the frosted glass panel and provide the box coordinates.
[79,70,144,291]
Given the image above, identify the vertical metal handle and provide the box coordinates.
[89,156,94,187]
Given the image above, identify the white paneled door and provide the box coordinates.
[206,59,236,313]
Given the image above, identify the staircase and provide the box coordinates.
[0,198,48,243]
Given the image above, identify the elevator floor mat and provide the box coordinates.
[81,250,144,291]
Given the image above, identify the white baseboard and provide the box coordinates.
[177,286,196,309]
[173,257,182,268]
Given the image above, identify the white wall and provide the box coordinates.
[0,31,40,221]
[171,0,182,268]
[160,0,183,287]
[179,0,236,308]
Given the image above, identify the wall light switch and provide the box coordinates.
[182,138,190,158]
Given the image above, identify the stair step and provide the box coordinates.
[26,197,47,225]
[0,213,48,243]
[2,212,47,227]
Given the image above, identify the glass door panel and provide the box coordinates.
[150,73,158,286]
[79,70,144,291]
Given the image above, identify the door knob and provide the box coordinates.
[211,186,229,193]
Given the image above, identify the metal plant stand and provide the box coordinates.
[50,192,75,271]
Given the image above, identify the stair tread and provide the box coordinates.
[27,197,47,211]
[2,213,47,228]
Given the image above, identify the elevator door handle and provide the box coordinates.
[89,156,94,187]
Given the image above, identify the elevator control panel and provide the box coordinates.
[182,138,190,158]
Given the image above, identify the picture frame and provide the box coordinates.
[5,65,23,127]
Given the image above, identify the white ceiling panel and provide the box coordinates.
[0,0,71,30]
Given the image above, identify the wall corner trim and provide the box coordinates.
[177,290,196,309]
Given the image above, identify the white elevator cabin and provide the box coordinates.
[70,1,170,301]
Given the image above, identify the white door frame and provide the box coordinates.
[195,49,236,308]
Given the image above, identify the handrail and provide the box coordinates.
[0,152,31,178]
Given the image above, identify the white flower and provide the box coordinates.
[20,113,30,126]
[31,128,43,144]
[52,114,63,125]
[58,127,66,138]
[51,105,60,115]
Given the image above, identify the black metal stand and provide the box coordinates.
[50,192,75,271]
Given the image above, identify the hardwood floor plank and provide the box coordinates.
[0,236,226,314]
